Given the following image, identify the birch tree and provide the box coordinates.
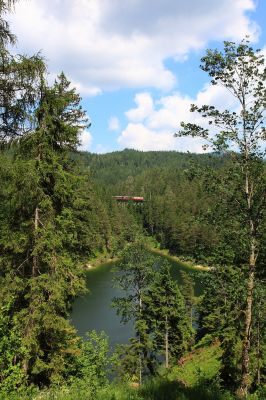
[176,39,266,397]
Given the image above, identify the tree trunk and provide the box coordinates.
[139,348,142,386]
[239,235,256,398]
[22,359,28,375]
[138,294,142,385]
[165,315,169,368]
[238,156,258,398]
[256,318,261,387]
[32,207,39,277]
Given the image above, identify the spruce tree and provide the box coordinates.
[197,266,246,390]
[112,241,156,384]
[145,262,192,369]
[0,72,90,389]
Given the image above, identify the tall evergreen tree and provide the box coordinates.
[197,267,246,390]
[145,262,192,369]
[0,72,91,389]
[112,241,156,384]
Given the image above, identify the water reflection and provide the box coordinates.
[70,256,204,348]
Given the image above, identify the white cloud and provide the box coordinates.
[108,116,120,131]
[8,0,258,94]
[78,130,93,151]
[118,123,176,151]
[126,93,154,122]
[118,83,239,152]
[117,123,206,152]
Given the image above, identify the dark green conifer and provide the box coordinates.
[145,262,192,368]
[0,72,91,389]
[112,241,156,384]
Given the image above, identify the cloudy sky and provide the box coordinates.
[8,0,266,153]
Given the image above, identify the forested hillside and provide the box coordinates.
[77,149,226,186]
[0,2,266,400]
[80,150,266,275]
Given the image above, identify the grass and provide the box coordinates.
[2,343,265,399]
[149,247,211,271]
[168,342,222,386]
[30,343,230,400]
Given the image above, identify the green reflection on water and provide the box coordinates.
[70,255,204,348]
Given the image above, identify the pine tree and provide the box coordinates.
[112,241,156,384]
[0,72,91,389]
[145,262,192,368]
[197,266,247,390]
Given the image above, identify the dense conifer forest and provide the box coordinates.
[0,1,266,399]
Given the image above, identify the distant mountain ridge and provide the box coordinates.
[76,149,226,186]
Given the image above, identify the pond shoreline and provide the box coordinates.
[83,255,118,270]
[83,246,211,272]
[72,246,206,342]
[149,248,212,271]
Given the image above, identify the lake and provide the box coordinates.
[70,255,204,349]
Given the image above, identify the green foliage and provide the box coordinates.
[169,343,222,387]
[112,241,156,382]
[180,271,196,330]
[0,48,45,142]
[0,302,27,395]
[79,330,109,386]
[252,282,266,388]
[67,330,110,397]
[0,5,265,396]
[112,243,192,382]
[178,38,266,396]
[79,149,225,186]
[197,267,266,392]
[144,262,192,366]
[0,1,19,46]
[79,150,224,261]
[112,241,155,324]
[197,267,246,389]
[0,68,93,390]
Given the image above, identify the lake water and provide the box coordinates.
[70,255,204,349]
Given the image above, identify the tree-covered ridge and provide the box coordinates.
[78,148,226,186]
[77,149,225,260]
[78,147,265,271]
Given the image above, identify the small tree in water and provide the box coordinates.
[145,262,192,369]
[112,241,155,384]
[112,242,191,381]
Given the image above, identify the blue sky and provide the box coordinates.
[8,0,266,153]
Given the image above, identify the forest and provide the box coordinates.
[0,1,266,399]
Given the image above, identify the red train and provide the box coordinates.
[113,196,144,202]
